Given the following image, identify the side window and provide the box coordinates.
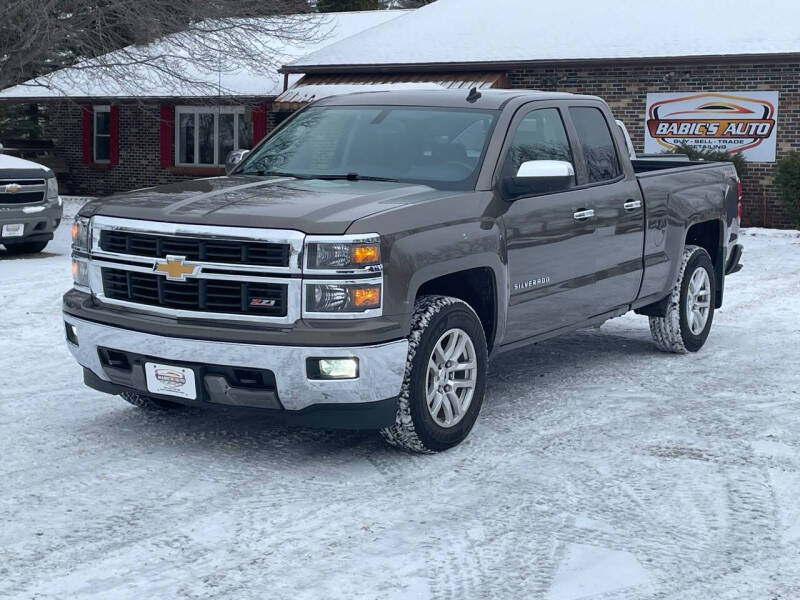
[502,108,574,179]
[569,107,622,183]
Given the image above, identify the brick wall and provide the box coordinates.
[508,61,800,229]
[44,98,273,197]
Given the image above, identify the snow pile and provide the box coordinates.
[0,11,408,100]
[290,0,800,68]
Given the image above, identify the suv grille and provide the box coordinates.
[0,179,45,205]
[101,268,287,317]
[99,230,290,267]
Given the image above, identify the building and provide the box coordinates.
[279,0,800,228]
[0,11,407,196]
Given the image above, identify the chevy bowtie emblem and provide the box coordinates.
[154,256,201,281]
[5,183,21,194]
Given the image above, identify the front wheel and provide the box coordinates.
[380,295,488,453]
[649,245,716,353]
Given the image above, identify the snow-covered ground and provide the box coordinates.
[2,203,800,599]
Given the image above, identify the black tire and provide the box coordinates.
[380,295,488,453]
[3,240,49,254]
[649,245,716,353]
[120,391,184,410]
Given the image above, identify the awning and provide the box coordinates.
[273,72,508,110]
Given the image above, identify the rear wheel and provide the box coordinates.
[380,295,488,453]
[121,391,184,410]
[649,245,716,353]
[3,240,49,254]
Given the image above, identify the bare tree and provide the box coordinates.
[0,0,327,96]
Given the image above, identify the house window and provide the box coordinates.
[175,107,252,166]
[93,106,111,163]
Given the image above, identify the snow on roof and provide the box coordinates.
[289,0,800,69]
[0,11,408,100]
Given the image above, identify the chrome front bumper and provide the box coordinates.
[64,314,408,411]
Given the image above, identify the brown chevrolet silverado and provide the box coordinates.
[64,90,743,452]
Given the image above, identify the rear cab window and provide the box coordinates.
[568,106,622,184]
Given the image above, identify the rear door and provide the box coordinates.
[499,105,602,343]
[565,104,645,314]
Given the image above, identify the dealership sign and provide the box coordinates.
[644,91,779,162]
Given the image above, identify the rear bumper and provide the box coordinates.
[0,201,62,243]
[64,314,408,426]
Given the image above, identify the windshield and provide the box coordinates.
[239,105,498,190]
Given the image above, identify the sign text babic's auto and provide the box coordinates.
[644,91,779,162]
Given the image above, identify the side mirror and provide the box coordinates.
[225,149,250,174]
[503,160,575,199]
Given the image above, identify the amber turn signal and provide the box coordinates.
[350,285,381,308]
[71,222,79,241]
[350,244,380,265]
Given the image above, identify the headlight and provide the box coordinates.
[304,235,381,273]
[72,258,90,290]
[304,281,382,316]
[47,177,59,203]
[71,216,91,254]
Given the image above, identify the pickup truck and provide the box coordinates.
[0,153,63,254]
[64,90,743,452]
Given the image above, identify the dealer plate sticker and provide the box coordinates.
[2,224,24,237]
[145,363,197,400]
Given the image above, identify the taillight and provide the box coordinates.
[737,182,743,201]
[737,201,742,222]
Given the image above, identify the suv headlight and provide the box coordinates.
[47,177,59,201]
[304,234,381,273]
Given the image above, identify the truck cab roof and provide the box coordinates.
[314,88,601,110]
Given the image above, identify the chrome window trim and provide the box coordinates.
[303,233,383,276]
[91,216,304,274]
[302,276,384,320]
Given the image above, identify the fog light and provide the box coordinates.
[307,358,359,380]
[65,322,79,346]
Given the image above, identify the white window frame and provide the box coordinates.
[174,106,249,167]
[93,105,111,164]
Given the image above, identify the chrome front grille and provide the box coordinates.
[88,216,304,323]
[0,179,46,205]
[99,230,290,267]
[101,268,288,317]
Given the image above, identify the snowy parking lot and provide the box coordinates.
[2,201,800,599]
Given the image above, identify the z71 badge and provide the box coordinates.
[514,276,551,291]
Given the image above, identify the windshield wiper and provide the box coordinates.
[245,170,315,179]
[315,173,399,183]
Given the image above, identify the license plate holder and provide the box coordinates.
[2,223,24,238]
[144,362,197,400]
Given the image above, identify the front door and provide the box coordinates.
[500,106,600,343]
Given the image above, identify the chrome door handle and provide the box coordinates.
[573,209,595,220]
[623,200,642,211]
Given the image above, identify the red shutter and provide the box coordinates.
[109,105,120,165]
[81,106,92,164]
[159,104,174,168]
[252,104,267,144]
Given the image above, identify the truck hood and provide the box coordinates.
[81,175,451,234]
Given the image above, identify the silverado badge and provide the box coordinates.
[5,183,21,194]
[154,256,201,281]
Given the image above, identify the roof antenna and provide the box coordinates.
[466,87,482,103]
